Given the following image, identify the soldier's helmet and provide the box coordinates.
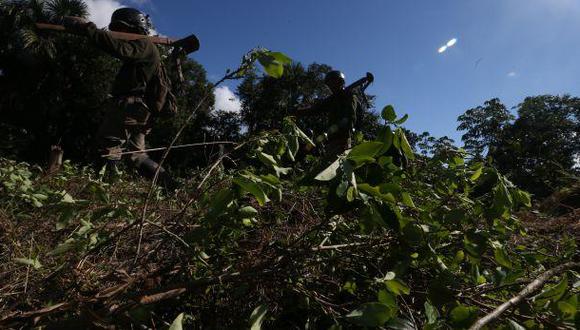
[109,8,153,35]
[324,70,346,86]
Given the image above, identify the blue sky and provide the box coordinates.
[89,0,580,142]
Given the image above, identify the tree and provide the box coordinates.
[458,95,580,197]
[0,0,114,163]
[457,98,514,158]
[493,95,580,197]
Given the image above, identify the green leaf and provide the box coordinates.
[346,186,356,202]
[343,281,357,294]
[294,125,315,147]
[494,247,513,269]
[269,51,292,65]
[14,257,42,269]
[514,189,531,208]
[382,105,397,121]
[233,177,269,206]
[454,250,465,263]
[168,313,184,330]
[348,141,385,159]
[385,317,415,330]
[239,206,258,217]
[60,192,75,204]
[208,188,234,218]
[259,174,280,185]
[57,207,76,230]
[397,129,415,160]
[464,232,488,259]
[386,279,410,296]
[314,158,341,181]
[346,302,396,327]
[287,136,299,160]
[358,183,396,203]
[348,156,376,167]
[557,300,576,320]
[257,51,291,78]
[336,181,348,197]
[400,192,415,208]
[377,290,397,307]
[424,301,439,324]
[470,166,483,182]
[449,305,478,328]
[249,304,268,330]
[273,165,292,177]
[50,241,76,256]
[257,152,278,167]
[376,126,394,154]
[534,276,568,307]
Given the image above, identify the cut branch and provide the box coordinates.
[469,261,580,330]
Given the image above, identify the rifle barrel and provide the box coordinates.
[35,23,175,45]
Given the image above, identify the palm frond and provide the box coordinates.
[46,0,88,20]
[19,27,56,58]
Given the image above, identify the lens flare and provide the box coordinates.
[446,38,457,47]
[438,38,458,54]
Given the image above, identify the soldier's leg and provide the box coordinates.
[124,99,177,190]
[96,102,126,173]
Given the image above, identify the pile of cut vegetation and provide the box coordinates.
[1,115,578,329]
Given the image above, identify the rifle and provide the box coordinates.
[345,72,374,95]
[35,21,200,84]
[345,72,374,109]
[35,22,200,54]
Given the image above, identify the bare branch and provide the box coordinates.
[469,262,580,330]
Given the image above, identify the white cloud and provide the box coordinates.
[507,71,517,77]
[85,0,124,28]
[213,86,242,113]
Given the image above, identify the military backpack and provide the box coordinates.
[145,62,178,118]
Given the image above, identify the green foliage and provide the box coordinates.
[458,96,580,197]
[346,302,397,327]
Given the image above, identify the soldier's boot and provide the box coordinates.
[137,158,179,192]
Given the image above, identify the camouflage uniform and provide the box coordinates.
[298,89,360,160]
[85,24,160,168]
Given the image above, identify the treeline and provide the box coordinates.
[1,0,578,197]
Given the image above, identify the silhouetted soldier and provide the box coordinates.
[64,8,176,188]
[295,70,360,160]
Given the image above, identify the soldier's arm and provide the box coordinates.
[85,25,150,61]
[294,100,327,117]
